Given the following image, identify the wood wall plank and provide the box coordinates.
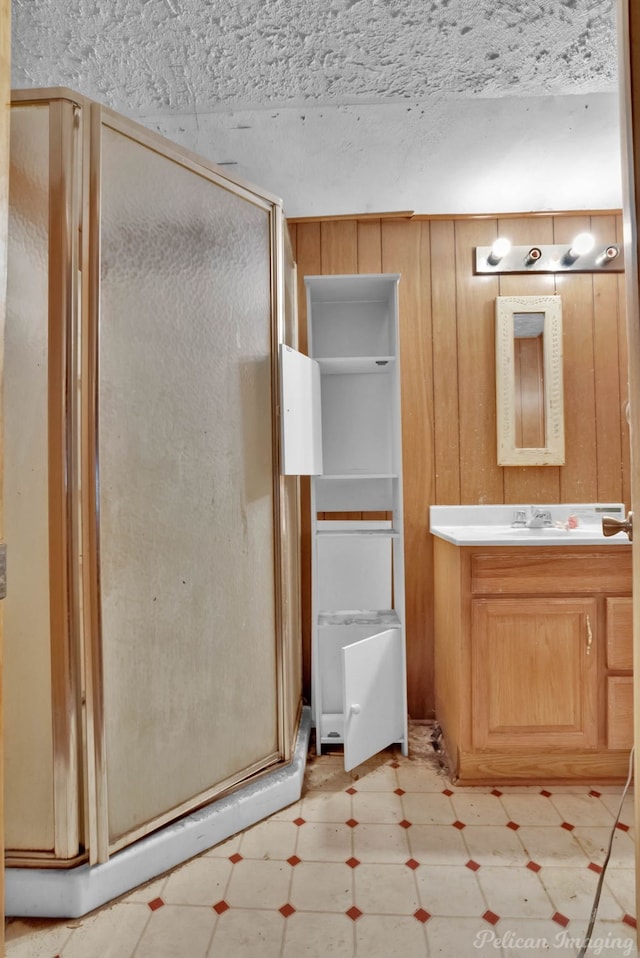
[357,219,382,273]
[381,219,434,719]
[591,214,625,504]
[291,211,628,718]
[553,216,599,502]
[454,219,504,504]
[320,220,358,274]
[431,220,461,505]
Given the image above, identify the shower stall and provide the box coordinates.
[4,88,303,912]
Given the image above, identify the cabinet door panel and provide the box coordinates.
[607,677,634,750]
[342,628,404,770]
[472,598,598,749]
[605,597,633,670]
[280,344,322,475]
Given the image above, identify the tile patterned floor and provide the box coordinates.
[5,734,638,957]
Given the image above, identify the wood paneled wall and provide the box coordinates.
[288,213,630,720]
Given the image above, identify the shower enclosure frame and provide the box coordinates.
[6,88,301,869]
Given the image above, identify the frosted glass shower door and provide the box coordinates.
[92,114,280,853]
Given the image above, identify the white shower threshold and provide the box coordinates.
[6,706,312,919]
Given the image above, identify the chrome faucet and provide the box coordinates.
[526,507,552,528]
[511,507,552,528]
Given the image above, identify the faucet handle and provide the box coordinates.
[511,510,527,527]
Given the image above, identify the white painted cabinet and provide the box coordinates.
[303,274,408,769]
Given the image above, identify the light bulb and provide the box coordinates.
[487,237,511,266]
[568,232,595,258]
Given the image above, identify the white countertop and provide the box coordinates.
[430,503,631,547]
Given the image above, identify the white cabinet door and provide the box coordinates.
[342,628,404,771]
[280,344,323,475]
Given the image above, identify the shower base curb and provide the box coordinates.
[6,706,311,919]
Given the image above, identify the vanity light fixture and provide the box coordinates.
[475,237,624,274]
[488,236,512,265]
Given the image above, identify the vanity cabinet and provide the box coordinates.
[303,274,409,769]
[434,541,632,783]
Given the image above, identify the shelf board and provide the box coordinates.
[317,610,401,628]
[318,473,398,480]
[316,356,396,374]
[316,528,400,537]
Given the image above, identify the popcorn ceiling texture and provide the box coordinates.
[11,0,617,114]
[9,0,622,215]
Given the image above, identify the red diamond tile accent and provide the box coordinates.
[442,788,454,796]
[540,789,552,797]
[287,855,302,867]
[466,860,481,871]
[552,912,570,928]
[589,789,602,797]
[399,819,412,829]
[588,862,603,874]
[229,853,243,864]
[148,897,164,911]
[405,858,420,870]
[506,821,520,830]
[623,914,637,929]
[483,910,500,926]
[346,906,363,921]
[414,908,431,923]
[491,788,503,797]
[279,903,295,918]
[213,900,230,915]
[390,761,400,768]
[616,822,630,832]
[561,822,574,831]
[346,857,360,869]
[346,818,359,828]
[452,820,466,830]
[394,787,405,795]
[346,787,357,795]
[293,817,306,826]
[526,861,541,873]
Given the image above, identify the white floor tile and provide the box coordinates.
[353,862,420,914]
[539,866,623,920]
[407,823,471,865]
[401,791,456,825]
[239,820,299,861]
[134,904,217,958]
[426,915,506,956]
[295,821,354,862]
[52,902,150,958]
[289,861,354,913]
[354,913,429,958]
[414,863,486,917]
[476,864,552,918]
[162,855,233,906]
[225,859,293,910]
[281,912,354,957]
[352,822,412,864]
[462,825,529,866]
[207,908,285,958]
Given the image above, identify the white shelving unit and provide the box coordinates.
[294,273,408,770]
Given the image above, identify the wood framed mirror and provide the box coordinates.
[495,294,565,466]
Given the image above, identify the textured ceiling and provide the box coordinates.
[10,0,622,216]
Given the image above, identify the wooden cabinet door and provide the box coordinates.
[472,597,598,749]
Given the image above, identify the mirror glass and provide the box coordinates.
[495,295,564,466]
